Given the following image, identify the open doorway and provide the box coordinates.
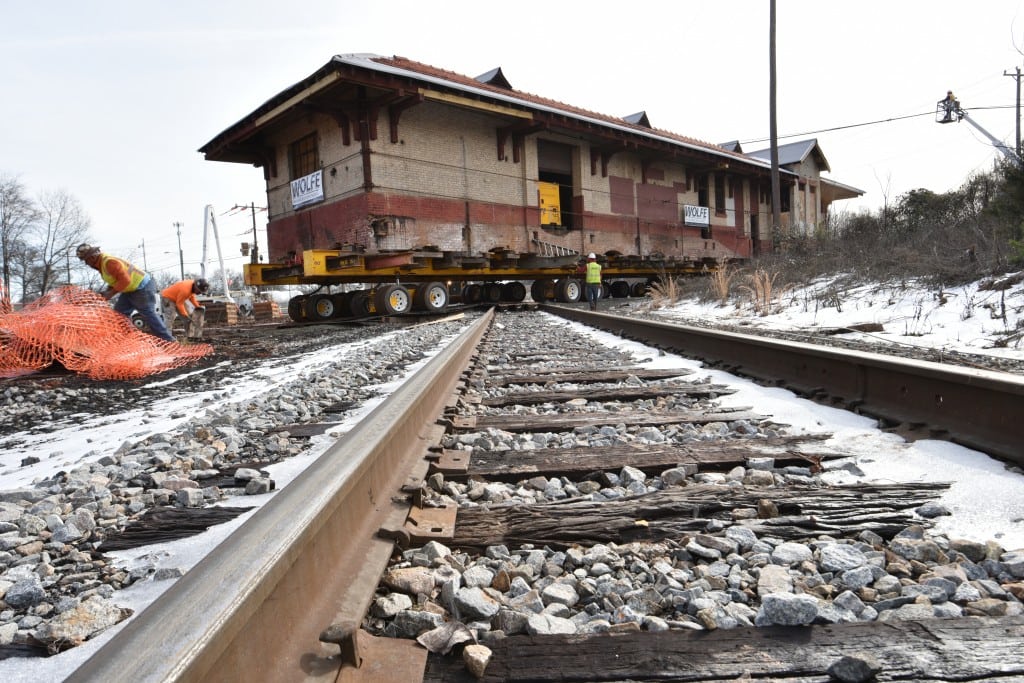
[537,140,576,229]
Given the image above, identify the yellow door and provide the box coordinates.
[538,181,561,225]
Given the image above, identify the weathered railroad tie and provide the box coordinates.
[367,311,1024,681]
[65,309,1024,682]
[68,311,494,682]
[545,305,1024,465]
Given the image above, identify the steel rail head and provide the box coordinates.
[544,305,1024,466]
[67,309,494,683]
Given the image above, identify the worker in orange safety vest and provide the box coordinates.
[161,278,210,341]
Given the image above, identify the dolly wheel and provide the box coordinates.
[375,285,412,315]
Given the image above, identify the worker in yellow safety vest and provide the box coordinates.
[941,90,960,122]
[584,252,602,311]
[76,243,175,341]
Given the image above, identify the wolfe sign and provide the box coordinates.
[290,170,324,209]
[682,205,710,228]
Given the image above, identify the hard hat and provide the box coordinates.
[194,278,210,294]
[76,243,100,260]
[588,252,596,259]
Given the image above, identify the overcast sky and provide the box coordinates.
[3,1,1023,280]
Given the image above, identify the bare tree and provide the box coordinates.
[25,189,92,299]
[0,174,38,298]
[7,238,41,304]
[204,268,245,296]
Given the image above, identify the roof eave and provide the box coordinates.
[200,54,776,174]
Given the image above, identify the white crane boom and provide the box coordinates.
[200,205,234,303]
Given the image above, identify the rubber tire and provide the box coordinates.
[500,281,527,302]
[331,292,352,318]
[482,282,503,303]
[554,278,582,303]
[348,291,371,317]
[287,296,307,322]
[414,282,448,313]
[375,284,412,315]
[304,293,335,321]
[530,279,553,303]
[630,281,649,297]
[462,284,482,305]
[609,280,631,298]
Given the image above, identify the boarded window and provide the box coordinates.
[289,133,319,180]
[609,176,635,215]
[637,183,677,223]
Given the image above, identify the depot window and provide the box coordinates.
[289,133,319,180]
[696,174,709,207]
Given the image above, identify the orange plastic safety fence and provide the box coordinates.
[0,284,213,380]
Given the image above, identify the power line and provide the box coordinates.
[102,98,1019,262]
[740,105,1017,145]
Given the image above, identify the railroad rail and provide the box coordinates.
[546,305,1024,465]
[67,311,494,682]
[65,307,1024,682]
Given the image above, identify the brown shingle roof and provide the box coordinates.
[202,53,777,174]
[369,55,762,169]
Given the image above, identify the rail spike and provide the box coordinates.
[319,618,363,668]
[377,526,412,549]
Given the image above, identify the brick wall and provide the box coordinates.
[260,98,754,262]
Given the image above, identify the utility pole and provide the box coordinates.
[174,221,185,279]
[231,203,264,264]
[140,240,147,270]
[768,0,781,253]
[1006,66,1022,159]
[249,202,258,264]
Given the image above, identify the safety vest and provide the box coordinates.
[99,254,147,292]
[585,261,602,284]
[161,280,200,317]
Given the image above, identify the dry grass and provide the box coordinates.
[738,268,792,315]
[707,264,738,304]
[646,274,681,309]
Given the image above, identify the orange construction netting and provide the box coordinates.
[0,284,213,380]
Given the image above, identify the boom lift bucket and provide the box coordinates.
[935,92,1020,164]
[936,98,962,124]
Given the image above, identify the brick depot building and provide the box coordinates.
[200,54,862,266]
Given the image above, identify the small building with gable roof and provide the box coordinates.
[200,54,862,268]
[747,139,863,237]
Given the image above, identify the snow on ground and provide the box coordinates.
[648,272,1024,360]
[3,275,1024,679]
[1,334,397,488]
[561,317,1024,552]
[0,330,448,681]
[615,272,1024,549]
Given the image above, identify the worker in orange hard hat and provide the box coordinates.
[584,252,602,311]
[161,278,210,341]
[76,243,175,342]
